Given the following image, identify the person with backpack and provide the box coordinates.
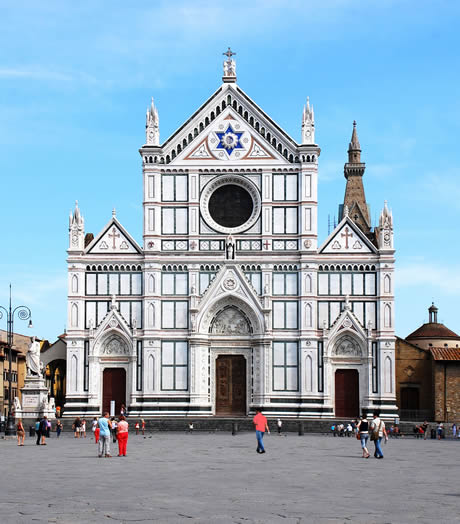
[370,411,387,459]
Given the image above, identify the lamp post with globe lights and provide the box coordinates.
[0,285,32,436]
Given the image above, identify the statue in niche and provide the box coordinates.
[333,336,361,357]
[226,235,235,260]
[26,336,41,376]
[210,307,250,335]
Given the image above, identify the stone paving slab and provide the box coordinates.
[0,432,458,523]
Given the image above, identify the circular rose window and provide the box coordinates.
[200,175,261,234]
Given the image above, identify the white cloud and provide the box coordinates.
[396,262,460,295]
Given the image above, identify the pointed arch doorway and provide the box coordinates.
[215,355,246,415]
[102,368,126,415]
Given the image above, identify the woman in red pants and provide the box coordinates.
[117,415,129,456]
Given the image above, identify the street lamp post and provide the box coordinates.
[0,284,32,436]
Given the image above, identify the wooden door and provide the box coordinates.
[102,368,126,415]
[335,369,359,418]
[401,387,419,410]
[216,355,246,415]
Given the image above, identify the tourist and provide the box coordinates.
[40,416,48,445]
[357,415,370,458]
[370,411,387,459]
[117,415,129,456]
[56,405,61,418]
[277,418,282,435]
[16,418,25,446]
[452,422,457,439]
[35,418,41,446]
[91,417,98,436]
[46,418,51,438]
[346,422,353,437]
[81,419,86,438]
[253,407,270,454]
[72,417,81,438]
[188,422,194,433]
[135,421,140,435]
[120,403,126,417]
[111,418,118,443]
[421,420,429,440]
[98,412,112,458]
[141,418,145,435]
[56,420,63,438]
[436,422,444,440]
[94,424,100,444]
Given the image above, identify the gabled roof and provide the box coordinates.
[143,82,312,165]
[85,216,142,255]
[318,215,377,255]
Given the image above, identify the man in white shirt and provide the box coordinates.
[370,411,387,459]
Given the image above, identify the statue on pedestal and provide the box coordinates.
[26,336,41,377]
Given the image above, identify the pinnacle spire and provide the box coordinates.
[348,120,361,162]
[301,97,315,144]
[145,97,159,146]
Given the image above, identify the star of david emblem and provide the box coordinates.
[215,125,244,155]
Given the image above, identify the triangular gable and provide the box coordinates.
[93,304,133,343]
[319,216,377,254]
[328,305,368,342]
[158,83,300,165]
[196,264,263,328]
[86,217,142,255]
[179,108,283,164]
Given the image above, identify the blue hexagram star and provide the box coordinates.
[215,125,244,155]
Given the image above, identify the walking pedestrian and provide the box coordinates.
[135,421,140,435]
[141,418,145,435]
[277,418,282,435]
[35,418,41,445]
[73,417,81,438]
[437,422,444,440]
[46,418,51,438]
[40,416,48,445]
[120,404,126,417]
[95,424,100,444]
[81,419,86,438]
[253,408,270,454]
[16,419,25,446]
[117,415,129,456]
[370,411,387,459]
[421,420,428,440]
[452,422,457,439]
[56,420,63,438]
[357,415,370,458]
[98,412,112,458]
[91,417,97,437]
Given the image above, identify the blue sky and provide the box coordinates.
[1,1,459,342]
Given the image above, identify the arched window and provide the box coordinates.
[71,354,78,392]
[71,275,78,293]
[305,355,313,392]
[305,303,313,327]
[147,354,155,391]
[71,303,78,327]
[148,303,155,327]
[384,356,393,393]
[384,275,391,293]
[148,274,155,293]
[384,304,392,328]
[305,274,312,294]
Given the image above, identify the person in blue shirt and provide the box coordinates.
[98,412,112,458]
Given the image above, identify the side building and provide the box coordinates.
[65,55,397,419]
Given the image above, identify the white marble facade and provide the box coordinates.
[65,58,397,419]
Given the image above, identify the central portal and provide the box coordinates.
[102,368,126,415]
[215,355,246,416]
[335,369,359,418]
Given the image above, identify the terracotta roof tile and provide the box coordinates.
[430,347,460,361]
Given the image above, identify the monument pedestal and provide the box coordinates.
[18,375,55,421]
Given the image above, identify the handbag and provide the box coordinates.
[356,432,361,440]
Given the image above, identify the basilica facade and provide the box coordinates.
[65,54,397,419]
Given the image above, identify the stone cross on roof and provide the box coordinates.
[222,47,237,83]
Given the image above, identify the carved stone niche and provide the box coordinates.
[210,306,252,335]
[102,335,129,355]
[333,335,362,357]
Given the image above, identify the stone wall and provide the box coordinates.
[434,361,460,422]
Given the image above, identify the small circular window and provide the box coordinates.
[200,175,261,234]
[209,185,253,228]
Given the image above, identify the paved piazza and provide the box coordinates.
[0,430,458,523]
